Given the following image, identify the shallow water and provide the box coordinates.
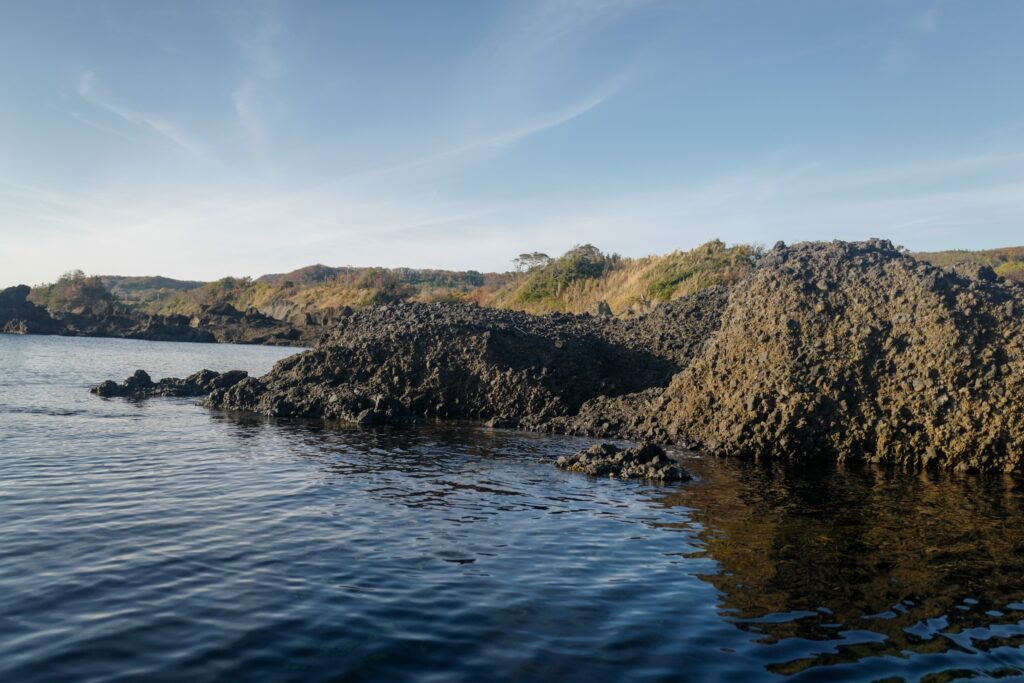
[2,334,1024,682]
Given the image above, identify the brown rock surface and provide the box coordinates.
[653,239,1024,472]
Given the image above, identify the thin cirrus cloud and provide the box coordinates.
[224,3,286,152]
[3,0,1024,288]
[76,70,208,157]
[352,78,623,183]
[5,145,1023,288]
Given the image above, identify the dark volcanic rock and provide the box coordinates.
[0,285,62,334]
[546,388,673,442]
[59,310,219,343]
[555,443,691,481]
[3,282,310,345]
[205,295,728,426]
[83,240,1024,475]
[91,369,248,398]
[190,303,309,346]
[652,239,1024,473]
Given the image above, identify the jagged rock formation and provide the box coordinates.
[652,239,1024,472]
[205,294,728,424]
[86,239,1024,474]
[555,443,690,481]
[91,369,249,398]
[59,310,218,343]
[188,303,309,345]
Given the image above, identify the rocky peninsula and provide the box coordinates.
[0,284,317,346]
[90,240,1024,474]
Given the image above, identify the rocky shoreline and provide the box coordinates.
[91,369,251,398]
[0,285,317,346]
[88,240,1024,474]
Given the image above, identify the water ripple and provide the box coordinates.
[3,335,1024,681]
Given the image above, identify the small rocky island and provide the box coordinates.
[91,369,250,398]
[91,240,1024,475]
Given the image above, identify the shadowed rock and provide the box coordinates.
[0,285,62,335]
[204,295,727,426]
[91,369,249,398]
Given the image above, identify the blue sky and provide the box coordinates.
[2,0,1024,286]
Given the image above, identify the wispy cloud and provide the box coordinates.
[486,0,652,65]
[76,71,207,156]
[6,145,1024,289]
[224,1,286,153]
[469,79,621,149]
[454,0,645,122]
[385,80,621,173]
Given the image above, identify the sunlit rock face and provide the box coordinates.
[655,240,1024,473]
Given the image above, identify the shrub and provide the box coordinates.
[30,270,116,314]
[516,245,617,303]
[645,240,762,301]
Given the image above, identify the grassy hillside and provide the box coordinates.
[488,241,762,314]
[146,266,508,319]
[98,275,206,308]
[914,246,1024,282]
[29,241,1024,320]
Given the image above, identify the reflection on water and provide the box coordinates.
[3,334,1024,682]
[650,458,1024,679]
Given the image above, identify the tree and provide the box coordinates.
[30,269,116,314]
[513,252,552,273]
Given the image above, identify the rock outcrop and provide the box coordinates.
[0,285,62,334]
[188,303,310,345]
[59,310,219,343]
[1,284,314,346]
[651,239,1024,472]
[555,443,691,481]
[91,369,249,398]
[85,239,1024,474]
[204,294,728,424]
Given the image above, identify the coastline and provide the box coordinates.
[87,239,1024,475]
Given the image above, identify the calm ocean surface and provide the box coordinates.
[3,334,1024,682]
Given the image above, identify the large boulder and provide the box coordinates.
[653,239,1024,473]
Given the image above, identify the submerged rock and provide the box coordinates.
[91,369,249,398]
[485,415,520,429]
[555,443,691,481]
